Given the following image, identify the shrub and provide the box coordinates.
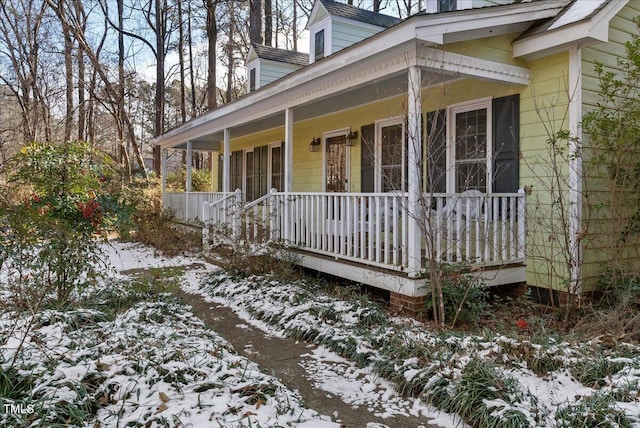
[425,264,489,326]
[0,141,131,304]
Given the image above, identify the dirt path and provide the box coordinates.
[175,289,439,428]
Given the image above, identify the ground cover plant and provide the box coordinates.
[0,243,338,428]
[192,268,640,428]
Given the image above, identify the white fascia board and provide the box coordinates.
[513,0,629,59]
[154,25,417,148]
[513,20,607,59]
[156,2,552,148]
[421,47,530,85]
[415,0,569,44]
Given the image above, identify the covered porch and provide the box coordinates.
[156,30,532,298]
[163,189,526,295]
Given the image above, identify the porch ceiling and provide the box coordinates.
[168,69,453,151]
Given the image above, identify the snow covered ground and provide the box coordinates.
[2,241,640,427]
[0,242,338,427]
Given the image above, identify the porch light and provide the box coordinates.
[346,130,359,147]
[309,136,321,152]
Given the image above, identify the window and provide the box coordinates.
[314,30,325,61]
[429,95,520,195]
[376,119,405,192]
[447,99,492,193]
[439,0,457,12]
[249,68,256,92]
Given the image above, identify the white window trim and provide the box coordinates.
[375,117,405,193]
[310,18,331,63]
[267,141,281,191]
[247,62,260,92]
[321,127,351,192]
[446,97,493,193]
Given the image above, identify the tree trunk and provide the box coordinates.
[292,0,297,51]
[187,0,197,115]
[118,0,131,179]
[264,0,272,46]
[153,0,166,175]
[205,0,218,110]
[250,0,263,44]
[62,0,74,142]
[177,0,186,123]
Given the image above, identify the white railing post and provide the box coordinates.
[518,190,526,260]
[233,189,243,240]
[269,188,278,241]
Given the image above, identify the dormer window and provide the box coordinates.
[249,68,256,92]
[314,30,325,60]
[439,0,456,12]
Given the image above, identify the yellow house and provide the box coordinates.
[154,0,638,311]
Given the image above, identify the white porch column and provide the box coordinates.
[284,108,293,192]
[407,66,422,277]
[223,128,231,193]
[186,141,193,192]
[283,108,294,242]
[185,141,193,221]
[161,148,168,192]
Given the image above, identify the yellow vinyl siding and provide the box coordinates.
[519,52,572,290]
[446,34,528,68]
[581,3,640,288]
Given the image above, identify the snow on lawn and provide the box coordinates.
[0,242,338,428]
[189,270,640,427]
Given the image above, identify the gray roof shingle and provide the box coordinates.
[320,0,402,28]
[252,44,309,66]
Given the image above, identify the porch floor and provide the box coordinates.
[285,247,526,298]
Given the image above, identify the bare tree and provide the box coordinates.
[0,0,51,143]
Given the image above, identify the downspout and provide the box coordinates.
[568,45,583,294]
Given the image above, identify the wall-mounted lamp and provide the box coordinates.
[346,130,359,147]
[309,136,321,152]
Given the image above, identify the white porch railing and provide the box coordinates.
[165,190,526,270]
[163,192,230,223]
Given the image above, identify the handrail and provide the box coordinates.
[202,189,241,224]
[240,188,277,212]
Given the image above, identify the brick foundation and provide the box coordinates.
[390,292,427,315]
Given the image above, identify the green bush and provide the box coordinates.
[0,141,131,304]
[166,168,212,192]
[425,264,489,326]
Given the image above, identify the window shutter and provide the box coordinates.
[360,124,375,192]
[254,145,268,198]
[426,110,446,193]
[492,95,520,193]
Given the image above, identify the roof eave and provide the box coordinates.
[153,0,568,148]
[513,0,628,59]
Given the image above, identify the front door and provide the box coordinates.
[325,134,348,192]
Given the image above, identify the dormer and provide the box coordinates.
[305,0,401,64]
[245,44,309,92]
